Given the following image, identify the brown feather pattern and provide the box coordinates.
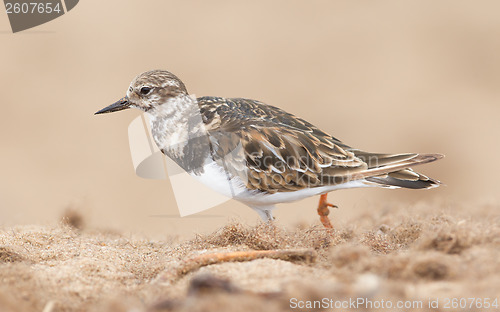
[198,97,442,193]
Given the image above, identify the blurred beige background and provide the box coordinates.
[0,1,499,238]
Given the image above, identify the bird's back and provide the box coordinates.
[196,96,442,193]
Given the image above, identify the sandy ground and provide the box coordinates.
[1,202,499,312]
[1,0,500,236]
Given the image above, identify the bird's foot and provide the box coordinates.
[317,193,337,229]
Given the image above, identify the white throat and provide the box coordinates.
[146,95,207,158]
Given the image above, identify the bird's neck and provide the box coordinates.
[146,94,211,173]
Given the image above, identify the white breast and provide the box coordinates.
[189,160,386,207]
[192,160,249,199]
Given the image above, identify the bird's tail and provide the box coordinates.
[349,151,444,189]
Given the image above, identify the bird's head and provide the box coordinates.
[95,70,188,115]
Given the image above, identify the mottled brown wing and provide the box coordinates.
[198,97,370,193]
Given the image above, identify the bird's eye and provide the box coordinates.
[140,87,152,95]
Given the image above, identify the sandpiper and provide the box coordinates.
[96,70,443,228]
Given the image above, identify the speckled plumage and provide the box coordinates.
[196,96,442,193]
[96,70,443,222]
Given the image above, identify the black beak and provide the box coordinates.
[95,97,130,115]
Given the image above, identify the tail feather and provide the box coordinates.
[349,152,444,189]
[366,168,441,189]
[351,150,419,169]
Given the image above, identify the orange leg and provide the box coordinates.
[317,193,337,229]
